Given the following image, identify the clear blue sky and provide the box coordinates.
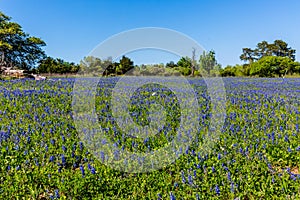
[2,0,300,66]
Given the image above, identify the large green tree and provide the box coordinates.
[0,12,46,70]
[240,40,296,63]
[199,50,221,76]
[249,56,300,77]
[115,56,134,75]
[176,56,192,76]
[38,56,79,74]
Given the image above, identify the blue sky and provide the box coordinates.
[1,0,300,66]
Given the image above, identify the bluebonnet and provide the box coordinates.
[215,185,220,195]
[230,182,234,193]
[88,163,96,174]
[80,165,85,176]
[239,147,243,154]
[212,166,215,173]
[61,135,65,142]
[54,189,60,198]
[62,145,67,152]
[290,174,297,181]
[61,154,66,166]
[157,193,162,200]
[188,174,193,185]
[227,172,231,181]
[27,136,31,143]
[284,134,289,142]
[90,167,96,174]
[170,192,176,200]
[79,141,83,151]
[181,171,186,183]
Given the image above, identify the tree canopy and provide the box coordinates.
[37,56,80,74]
[0,12,46,70]
[240,40,296,64]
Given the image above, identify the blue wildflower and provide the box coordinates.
[230,182,234,193]
[227,172,231,181]
[54,189,60,198]
[157,193,162,200]
[62,145,67,152]
[188,174,193,185]
[80,165,85,177]
[170,192,176,200]
[215,185,220,195]
[181,171,186,184]
[61,154,66,166]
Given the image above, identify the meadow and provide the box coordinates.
[0,77,299,199]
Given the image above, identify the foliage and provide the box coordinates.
[199,50,221,75]
[79,56,135,76]
[240,40,296,64]
[116,56,135,75]
[249,56,300,77]
[0,12,46,70]
[38,56,80,74]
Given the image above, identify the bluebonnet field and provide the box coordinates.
[0,77,299,199]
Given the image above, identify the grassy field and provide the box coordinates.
[0,77,299,199]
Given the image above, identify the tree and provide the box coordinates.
[240,40,296,64]
[0,12,46,70]
[176,56,192,76]
[165,61,177,68]
[191,48,196,76]
[115,56,134,75]
[249,56,300,77]
[199,50,220,75]
[38,56,80,74]
[240,48,257,63]
[220,65,236,77]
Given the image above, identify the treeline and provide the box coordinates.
[1,11,300,77]
[76,50,221,77]
[75,40,300,77]
[221,40,300,77]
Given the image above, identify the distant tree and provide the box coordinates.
[165,61,177,68]
[240,40,296,64]
[176,56,192,76]
[0,12,46,70]
[38,56,79,74]
[115,56,134,75]
[220,65,236,77]
[199,50,220,75]
[249,56,300,77]
[177,57,191,69]
[191,48,196,76]
[240,48,257,63]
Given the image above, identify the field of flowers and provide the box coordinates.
[0,77,299,199]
